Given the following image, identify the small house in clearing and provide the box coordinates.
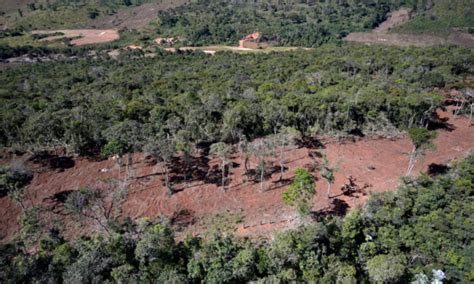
[239,32,270,49]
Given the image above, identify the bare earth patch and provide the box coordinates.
[32,29,119,45]
[345,8,474,47]
[0,107,472,242]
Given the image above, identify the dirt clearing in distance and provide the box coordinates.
[32,29,119,45]
[345,8,474,47]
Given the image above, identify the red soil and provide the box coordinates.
[0,107,472,242]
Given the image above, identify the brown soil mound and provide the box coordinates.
[0,108,472,242]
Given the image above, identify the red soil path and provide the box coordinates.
[0,107,472,242]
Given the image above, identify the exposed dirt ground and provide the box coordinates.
[0,106,472,242]
[345,8,474,47]
[373,8,410,33]
[32,29,119,45]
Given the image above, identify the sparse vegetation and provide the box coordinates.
[1,152,472,282]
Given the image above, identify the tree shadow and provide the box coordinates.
[427,113,455,131]
[245,164,280,184]
[43,190,74,215]
[295,136,325,149]
[330,198,350,216]
[168,153,210,185]
[310,198,350,220]
[29,153,75,171]
[49,156,75,170]
[427,163,449,176]
[171,209,196,231]
[332,176,370,199]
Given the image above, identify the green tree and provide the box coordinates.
[282,168,316,215]
[406,128,437,176]
[366,254,406,283]
[0,166,32,209]
[320,154,337,199]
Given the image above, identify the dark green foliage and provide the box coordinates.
[282,168,315,215]
[0,166,32,198]
[1,152,472,282]
[408,128,437,149]
[1,44,470,153]
[155,0,400,47]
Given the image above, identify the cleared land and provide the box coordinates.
[345,8,474,47]
[32,29,119,45]
[1,105,472,242]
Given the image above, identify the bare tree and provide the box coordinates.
[270,127,297,182]
[64,179,128,235]
[250,138,273,192]
[144,137,175,195]
[237,135,251,182]
[210,142,233,191]
[453,88,474,124]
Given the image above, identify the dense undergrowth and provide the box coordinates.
[1,152,472,283]
[0,0,151,30]
[154,0,403,47]
[1,43,472,156]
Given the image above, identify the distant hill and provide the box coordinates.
[395,0,474,34]
[0,0,187,30]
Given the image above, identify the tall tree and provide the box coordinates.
[406,128,437,176]
[251,138,273,192]
[270,127,297,182]
[144,136,176,195]
[210,142,233,192]
[321,154,336,199]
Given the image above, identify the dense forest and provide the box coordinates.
[1,43,472,157]
[1,152,472,283]
[155,0,402,46]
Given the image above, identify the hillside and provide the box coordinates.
[1,151,473,282]
[0,1,473,283]
[395,0,474,35]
